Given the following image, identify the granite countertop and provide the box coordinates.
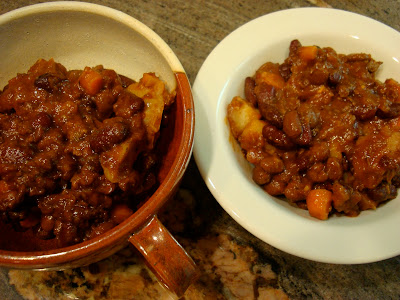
[1,0,400,299]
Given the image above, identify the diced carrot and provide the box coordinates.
[110,204,133,224]
[79,67,103,95]
[306,189,332,220]
[299,46,318,62]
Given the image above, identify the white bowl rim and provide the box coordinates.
[193,7,400,264]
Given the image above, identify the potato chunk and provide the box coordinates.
[126,73,175,148]
[227,96,261,139]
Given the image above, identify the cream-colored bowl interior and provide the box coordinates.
[0,1,182,91]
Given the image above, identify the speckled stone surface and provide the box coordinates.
[1,0,400,299]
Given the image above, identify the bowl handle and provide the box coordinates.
[128,215,199,297]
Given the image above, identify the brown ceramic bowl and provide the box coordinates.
[0,1,196,297]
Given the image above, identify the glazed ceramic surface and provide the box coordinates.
[193,7,400,264]
[0,1,196,297]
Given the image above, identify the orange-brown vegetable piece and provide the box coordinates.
[306,189,332,220]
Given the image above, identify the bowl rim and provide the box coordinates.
[0,1,185,73]
[193,7,400,264]
[0,1,194,265]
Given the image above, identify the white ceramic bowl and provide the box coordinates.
[193,7,400,264]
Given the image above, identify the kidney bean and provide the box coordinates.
[279,62,291,81]
[283,110,302,138]
[284,177,310,202]
[367,183,397,203]
[331,182,351,211]
[244,77,257,107]
[309,68,329,85]
[264,177,286,196]
[303,143,327,163]
[376,102,400,119]
[344,53,371,62]
[40,215,55,232]
[90,119,130,153]
[326,157,343,180]
[113,91,144,119]
[352,105,377,121]
[32,112,52,129]
[262,123,295,150]
[34,73,64,93]
[307,162,329,183]
[258,102,283,128]
[260,155,284,174]
[328,69,343,85]
[252,165,271,185]
[295,121,312,146]
[289,39,302,55]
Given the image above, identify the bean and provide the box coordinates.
[264,178,286,196]
[244,77,257,107]
[111,204,133,224]
[279,62,291,81]
[295,122,312,146]
[252,165,271,185]
[376,102,400,119]
[326,157,343,180]
[329,70,343,85]
[258,102,283,128]
[344,53,371,62]
[19,209,41,228]
[309,68,329,85]
[283,111,302,138]
[255,83,283,128]
[352,105,377,121]
[308,142,329,162]
[32,112,52,129]
[307,162,329,182]
[284,177,310,202]
[331,182,351,211]
[289,39,302,56]
[113,92,144,119]
[34,73,64,93]
[40,215,55,232]
[260,155,284,174]
[262,123,294,150]
[87,221,115,240]
[367,183,397,203]
[90,119,129,153]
